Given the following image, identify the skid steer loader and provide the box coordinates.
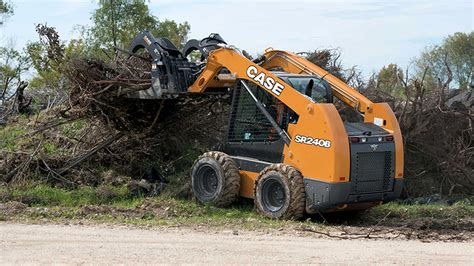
[126,31,404,219]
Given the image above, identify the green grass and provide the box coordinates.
[0,116,86,155]
[0,114,33,149]
[60,120,85,137]
[0,184,300,228]
[43,142,58,154]
[0,184,137,207]
[1,184,472,230]
[0,125,27,151]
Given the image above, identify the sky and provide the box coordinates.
[1,0,473,76]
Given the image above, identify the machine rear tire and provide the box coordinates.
[254,164,305,220]
[191,151,240,207]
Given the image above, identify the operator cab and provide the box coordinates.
[274,72,333,103]
[224,71,334,163]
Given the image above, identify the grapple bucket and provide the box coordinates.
[126,31,196,99]
[125,32,229,99]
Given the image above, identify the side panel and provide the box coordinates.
[283,103,351,183]
[231,156,271,199]
[238,170,259,198]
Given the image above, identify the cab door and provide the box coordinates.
[223,82,290,163]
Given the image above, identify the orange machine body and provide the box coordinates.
[188,47,404,211]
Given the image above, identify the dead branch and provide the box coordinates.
[57,132,124,175]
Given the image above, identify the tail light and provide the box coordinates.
[385,135,394,141]
[350,137,360,143]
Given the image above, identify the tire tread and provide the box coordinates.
[191,151,240,207]
[254,164,305,220]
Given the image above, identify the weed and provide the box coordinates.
[0,126,26,151]
[43,142,57,154]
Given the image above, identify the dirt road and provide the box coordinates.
[1,223,472,264]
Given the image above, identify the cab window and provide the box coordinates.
[228,83,291,142]
[284,77,330,103]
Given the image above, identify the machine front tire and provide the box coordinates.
[191,151,240,207]
[254,164,305,220]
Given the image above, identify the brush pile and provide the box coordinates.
[364,74,473,198]
[64,56,155,131]
[1,26,229,192]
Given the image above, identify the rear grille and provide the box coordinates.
[350,151,392,194]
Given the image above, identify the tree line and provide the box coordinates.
[0,0,472,115]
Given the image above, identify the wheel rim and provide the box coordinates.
[261,177,286,212]
[195,164,219,198]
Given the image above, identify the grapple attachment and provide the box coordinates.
[126,32,229,99]
[128,31,230,99]
[127,31,196,99]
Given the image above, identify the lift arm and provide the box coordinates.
[260,49,374,115]
[188,47,315,116]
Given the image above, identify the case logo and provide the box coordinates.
[246,65,285,96]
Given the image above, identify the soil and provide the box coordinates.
[1,200,473,242]
[1,223,472,264]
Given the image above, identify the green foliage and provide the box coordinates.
[26,26,86,95]
[0,0,13,26]
[0,124,26,151]
[0,0,12,13]
[0,184,272,226]
[87,0,190,57]
[27,27,63,92]
[376,63,405,98]
[42,142,57,155]
[0,48,22,78]
[60,120,85,137]
[154,19,191,48]
[90,0,158,50]
[414,32,473,90]
[2,183,472,230]
[0,47,30,98]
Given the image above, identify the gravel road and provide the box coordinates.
[1,223,472,264]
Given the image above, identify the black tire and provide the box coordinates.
[191,151,240,207]
[254,164,305,220]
